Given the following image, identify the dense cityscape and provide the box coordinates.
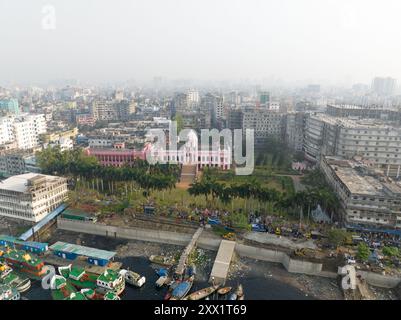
[1,1,401,308]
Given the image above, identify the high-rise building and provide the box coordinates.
[187,89,200,110]
[172,93,188,115]
[303,112,401,177]
[258,91,270,107]
[285,112,305,151]
[242,108,285,145]
[372,77,397,96]
[321,156,401,229]
[0,173,68,222]
[0,99,20,115]
[0,114,46,150]
[114,90,124,102]
[227,109,243,130]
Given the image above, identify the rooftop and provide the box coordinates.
[49,241,116,261]
[324,156,401,196]
[311,113,401,130]
[0,173,65,193]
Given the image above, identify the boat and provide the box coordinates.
[217,287,232,295]
[156,275,168,288]
[50,275,78,300]
[104,290,121,300]
[156,268,169,277]
[119,269,146,288]
[0,284,20,300]
[0,262,31,293]
[183,285,219,300]
[80,288,100,300]
[163,279,180,300]
[0,262,12,278]
[58,265,125,296]
[169,277,194,300]
[65,292,87,300]
[149,255,175,267]
[229,284,244,300]
[236,284,244,300]
[0,248,47,279]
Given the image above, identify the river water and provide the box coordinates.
[22,232,314,300]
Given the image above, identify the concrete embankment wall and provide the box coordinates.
[235,243,323,275]
[56,219,401,287]
[57,218,192,246]
[357,271,401,289]
[58,218,323,275]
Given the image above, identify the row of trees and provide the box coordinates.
[36,146,180,196]
[188,170,339,225]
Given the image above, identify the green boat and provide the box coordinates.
[65,291,88,300]
[50,274,78,300]
[0,262,31,293]
[104,291,120,300]
[0,284,20,300]
[58,265,125,296]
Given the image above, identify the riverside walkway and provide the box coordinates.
[174,227,204,278]
[209,240,236,285]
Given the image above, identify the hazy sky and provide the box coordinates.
[1,0,401,86]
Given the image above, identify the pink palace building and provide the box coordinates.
[86,132,232,170]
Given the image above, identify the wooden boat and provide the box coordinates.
[230,284,244,300]
[120,269,146,288]
[217,286,232,295]
[156,276,168,288]
[149,255,175,267]
[183,285,219,300]
[229,284,244,300]
[170,277,193,300]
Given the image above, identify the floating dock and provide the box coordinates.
[209,240,236,285]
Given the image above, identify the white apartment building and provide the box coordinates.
[0,114,47,150]
[186,89,200,110]
[303,113,401,177]
[320,156,401,229]
[0,173,68,222]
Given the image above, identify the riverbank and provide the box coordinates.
[23,229,395,300]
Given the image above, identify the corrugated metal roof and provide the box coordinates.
[49,241,116,261]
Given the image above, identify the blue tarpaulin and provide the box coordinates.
[156,268,168,277]
[346,224,401,237]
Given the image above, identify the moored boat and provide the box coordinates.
[149,255,175,267]
[104,290,121,300]
[1,261,32,294]
[1,248,47,279]
[229,284,244,300]
[50,275,77,300]
[170,277,194,300]
[156,275,168,288]
[120,269,146,288]
[237,284,244,300]
[65,292,87,300]
[58,265,125,296]
[217,287,232,295]
[0,284,20,300]
[183,285,219,300]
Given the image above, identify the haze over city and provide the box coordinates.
[1,0,401,86]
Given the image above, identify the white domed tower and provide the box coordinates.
[183,130,198,164]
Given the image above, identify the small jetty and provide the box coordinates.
[174,227,203,278]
